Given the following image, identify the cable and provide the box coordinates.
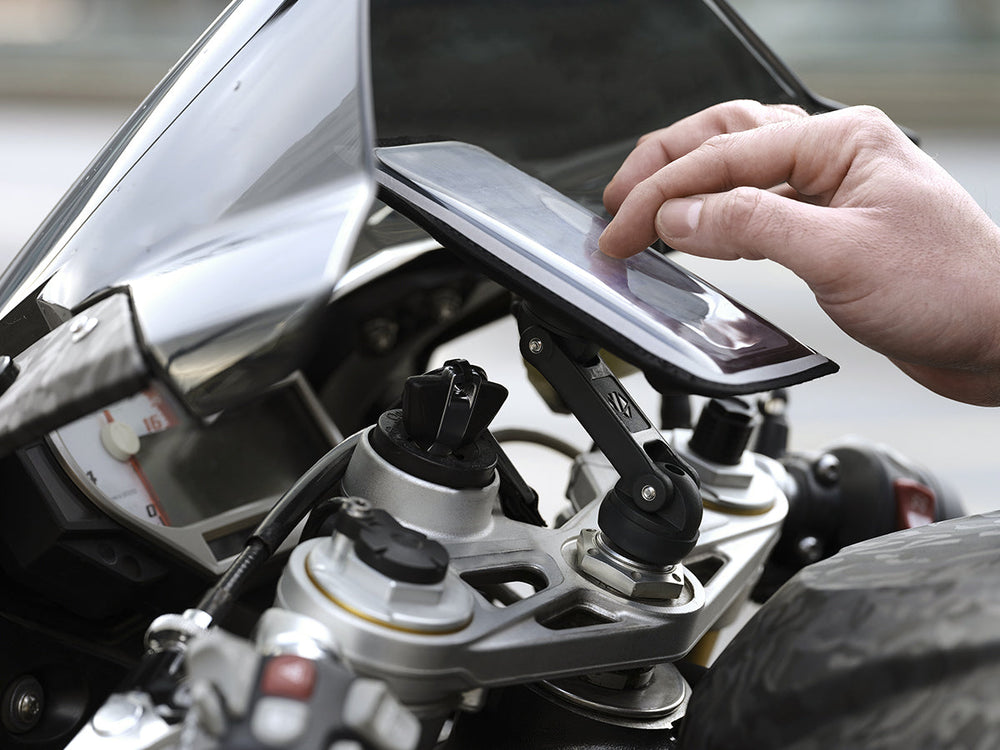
[492,427,581,460]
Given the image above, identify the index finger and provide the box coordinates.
[603,100,809,214]
[599,108,883,258]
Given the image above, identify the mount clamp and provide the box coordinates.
[515,302,702,566]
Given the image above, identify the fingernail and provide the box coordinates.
[598,225,615,255]
[656,198,703,239]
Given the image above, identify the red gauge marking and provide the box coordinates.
[129,456,171,526]
[144,387,179,430]
[105,407,171,526]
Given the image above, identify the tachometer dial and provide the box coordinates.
[54,387,179,526]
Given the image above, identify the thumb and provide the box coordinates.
[655,187,860,286]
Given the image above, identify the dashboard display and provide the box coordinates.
[49,376,335,571]
[55,387,179,527]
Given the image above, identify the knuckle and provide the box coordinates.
[636,129,658,146]
[701,131,737,153]
[698,133,741,188]
[850,104,892,122]
[716,98,762,118]
[773,103,810,118]
[635,173,668,203]
[840,105,903,154]
[710,99,769,131]
[713,99,807,129]
[631,174,674,216]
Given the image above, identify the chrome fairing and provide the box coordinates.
[0,0,375,416]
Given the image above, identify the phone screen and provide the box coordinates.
[376,141,836,395]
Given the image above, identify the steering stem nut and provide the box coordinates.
[575,529,684,600]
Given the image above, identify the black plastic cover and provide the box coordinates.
[371,409,498,489]
[0,294,147,455]
[336,508,450,585]
[684,512,1000,749]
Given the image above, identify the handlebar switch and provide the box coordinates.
[184,627,421,750]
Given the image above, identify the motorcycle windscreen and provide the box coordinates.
[0,0,375,416]
[377,141,837,396]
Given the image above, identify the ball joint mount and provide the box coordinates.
[513,301,703,567]
[361,299,703,570]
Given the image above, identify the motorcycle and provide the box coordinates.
[0,1,987,748]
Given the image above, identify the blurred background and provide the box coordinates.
[0,0,998,514]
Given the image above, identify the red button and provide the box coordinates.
[259,655,317,701]
[894,478,936,529]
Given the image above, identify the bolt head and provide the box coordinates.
[812,453,840,487]
[640,485,657,502]
[429,289,463,322]
[343,497,373,518]
[575,530,685,600]
[361,317,398,354]
[69,316,99,343]
[528,338,543,355]
[2,676,44,734]
[796,535,824,564]
[17,693,40,720]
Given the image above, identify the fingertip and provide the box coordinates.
[597,225,622,257]
[598,220,636,259]
[603,177,625,215]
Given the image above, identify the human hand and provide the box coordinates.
[599,101,1000,405]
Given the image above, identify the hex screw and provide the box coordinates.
[17,693,41,724]
[527,338,543,355]
[640,485,657,503]
[429,289,463,322]
[361,317,398,354]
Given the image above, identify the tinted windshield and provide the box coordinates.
[371,0,824,213]
[0,0,375,415]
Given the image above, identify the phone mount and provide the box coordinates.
[513,301,702,566]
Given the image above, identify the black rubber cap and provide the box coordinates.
[371,410,497,489]
[688,397,756,465]
[336,508,449,585]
